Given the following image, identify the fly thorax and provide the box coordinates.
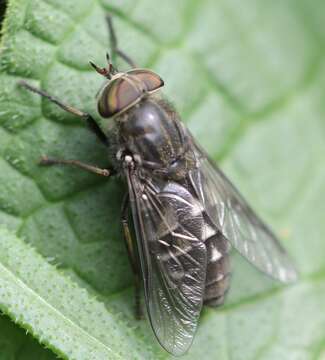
[118,98,185,171]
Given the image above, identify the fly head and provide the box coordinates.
[90,54,164,119]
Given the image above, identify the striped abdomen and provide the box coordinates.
[204,231,231,306]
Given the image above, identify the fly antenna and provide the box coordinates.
[89,53,117,79]
[106,52,118,75]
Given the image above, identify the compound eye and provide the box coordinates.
[97,70,164,118]
[128,69,164,93]
[98,77,142,118]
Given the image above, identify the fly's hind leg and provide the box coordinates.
[121,194,143,319]
[106,15,137,68]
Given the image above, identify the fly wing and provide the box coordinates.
[126,169,207,356]
[188,140,298,283]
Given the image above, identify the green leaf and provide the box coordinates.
[0,0,324,359]
[0,312,55,360]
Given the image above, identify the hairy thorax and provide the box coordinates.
[110,95,195,181]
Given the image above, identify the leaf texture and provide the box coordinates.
[0,0,324,359]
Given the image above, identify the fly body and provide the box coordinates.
[117,98,193,178]
[19,15,298,356]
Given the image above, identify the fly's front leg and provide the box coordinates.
[121,193,143,319]
[18,81,108,146]
[40,156,112,177]
[106,15,137,68]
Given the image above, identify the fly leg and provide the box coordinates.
[106,15,137,68]
[39,156,112,177]
[18,80,109,146]
[121,193,143,319]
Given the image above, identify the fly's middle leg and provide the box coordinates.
[39,156,112,177]
[121,194,143,319]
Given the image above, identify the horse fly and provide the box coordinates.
[19,15,298,356]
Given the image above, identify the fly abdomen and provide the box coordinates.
[204,232,231,307]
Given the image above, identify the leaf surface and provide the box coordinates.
[0,0,324,359]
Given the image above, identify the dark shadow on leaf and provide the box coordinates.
[0,0,8,35]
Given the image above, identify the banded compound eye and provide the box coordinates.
[97,70,164,118]
[127,69,164,93]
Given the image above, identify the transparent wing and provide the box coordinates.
[189,141,298,283]
[126,171,207,356]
